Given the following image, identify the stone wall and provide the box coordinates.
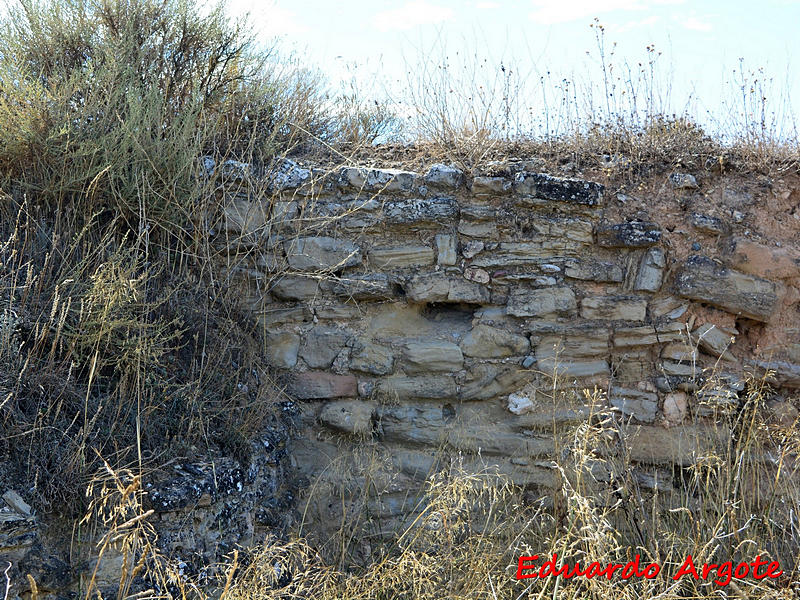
[215,157,800,536]
[5,157,799,596]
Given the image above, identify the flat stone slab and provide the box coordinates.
[406,272,489,304]
[383,197,459,226]
[514,172,604,206]
[754,360,800,388]
[319,400,375,434]
[329,273,392,300]
[596,221,661,247]
[627,424,729,465]
[507,286,577,317]
[460,324,530,358]
[284,237,362,271]
[634,247,666,292]
[674,255,781,322]
[401,340,464,373]
[376,375,458,400]
[580,296,647,321]
[609,388,658,423]
[368,245,435,268]
[287,372,358,399]
[470,241,584,267]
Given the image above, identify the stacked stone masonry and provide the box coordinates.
[214,157,800,531]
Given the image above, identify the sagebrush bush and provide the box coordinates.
[0,0,357,513]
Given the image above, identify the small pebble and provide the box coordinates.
[691,242,701,251]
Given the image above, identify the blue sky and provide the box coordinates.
[224,0,800,138]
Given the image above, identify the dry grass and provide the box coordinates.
[389,21,800,175]
[73,369,800,600]
[0,0,397,515]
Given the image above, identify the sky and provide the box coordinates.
[223,0,800,139]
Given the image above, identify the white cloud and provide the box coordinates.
[373,1,455,31]
[528,0,685,25]
[681,15,712,31]
[475,1,501,8]
[611,15,660,33]
[229,1,309,37]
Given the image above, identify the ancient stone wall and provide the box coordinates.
[217,157,800,535]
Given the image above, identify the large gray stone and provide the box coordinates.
[223,198,270,235]
[691,213,726,234]
[339,167,417,192]
[271,201,298,228]
[377,404,555,456]
[612,326,659,348]
[634,247,666,292]
[268,158,312,191]
[377,404,450,445]
[265,331,300,368]
[627,425,728,465]
[402,340,464,373]
[288,372,358,399]
[537,358,610,380]
[406,272,490,304]
[694,323,736,358]
[674,256,781,322]
[435,234,457,265]
[536,329,610,360]
[460,365,529,401]
[319,400,375,435]
[447,427,555,456]
[350,341,395,375]
[424,164,465,188]
[596,221,661,247]
[564,259,624,282]
[507,287,577,317]
[460,324,530,358]
[610,388,658,422]
[329,273,393,299]
[405,272,449,302]
[299,326,351,368]
[284,237,362,271]
[660,342,698,362]
[270,275,321,301]
[376,375,458,399]
[471,241,583,267]
[581,296,647,321]
[517,216,594,243]
[514,172,604,206]
[754,360,800,388]
[368,245,435,268]
[447,277,491,303]
[384,198,459,225]
[659,360,697,377]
